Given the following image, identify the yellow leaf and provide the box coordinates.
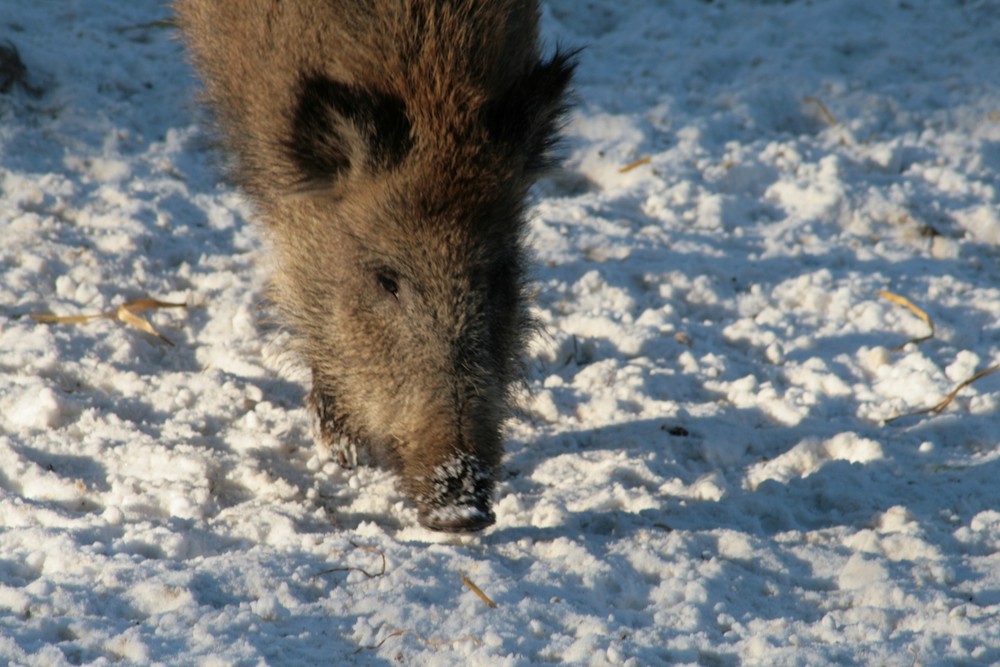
[877,289,934,349]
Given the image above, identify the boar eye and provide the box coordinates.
[375,271,400,300]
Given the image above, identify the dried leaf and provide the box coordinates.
[116,304,173,345]
[877,290,931,325]
[461,571,497,608]
[618,156,651,173]
[31,297,186,346]
[804,96,839,126]
[121,298,187,313]
[877,289,935,350]
[885,364,1000,424]
[30,313,106,325]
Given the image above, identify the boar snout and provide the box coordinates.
[415,451,496,532]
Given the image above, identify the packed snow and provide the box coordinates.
[2,0,999,664]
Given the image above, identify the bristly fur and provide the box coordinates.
[175,0,575,532]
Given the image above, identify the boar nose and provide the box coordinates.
[415,451,497,532]
[418,501,495,533]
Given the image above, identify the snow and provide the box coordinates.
[2,0,1000,664]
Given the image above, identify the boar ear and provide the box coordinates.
[286,75,413,187]
[486,48,578,174]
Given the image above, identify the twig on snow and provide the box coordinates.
[618,156,651,173]
[314,541,387,580]
[116,18,177,32]
[885,364,1000,424]
[460,571,497,608]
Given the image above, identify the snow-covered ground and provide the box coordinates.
[2,0,999,664]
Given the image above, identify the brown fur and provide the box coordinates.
[175,0,574,531]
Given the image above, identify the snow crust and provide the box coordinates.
[1,1,999,664]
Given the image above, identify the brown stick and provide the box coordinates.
[460,571,497,608]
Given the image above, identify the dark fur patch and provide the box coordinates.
[485,49,578,174]
[287,75,413,184]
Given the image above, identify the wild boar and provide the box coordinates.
[174,0,574,531]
